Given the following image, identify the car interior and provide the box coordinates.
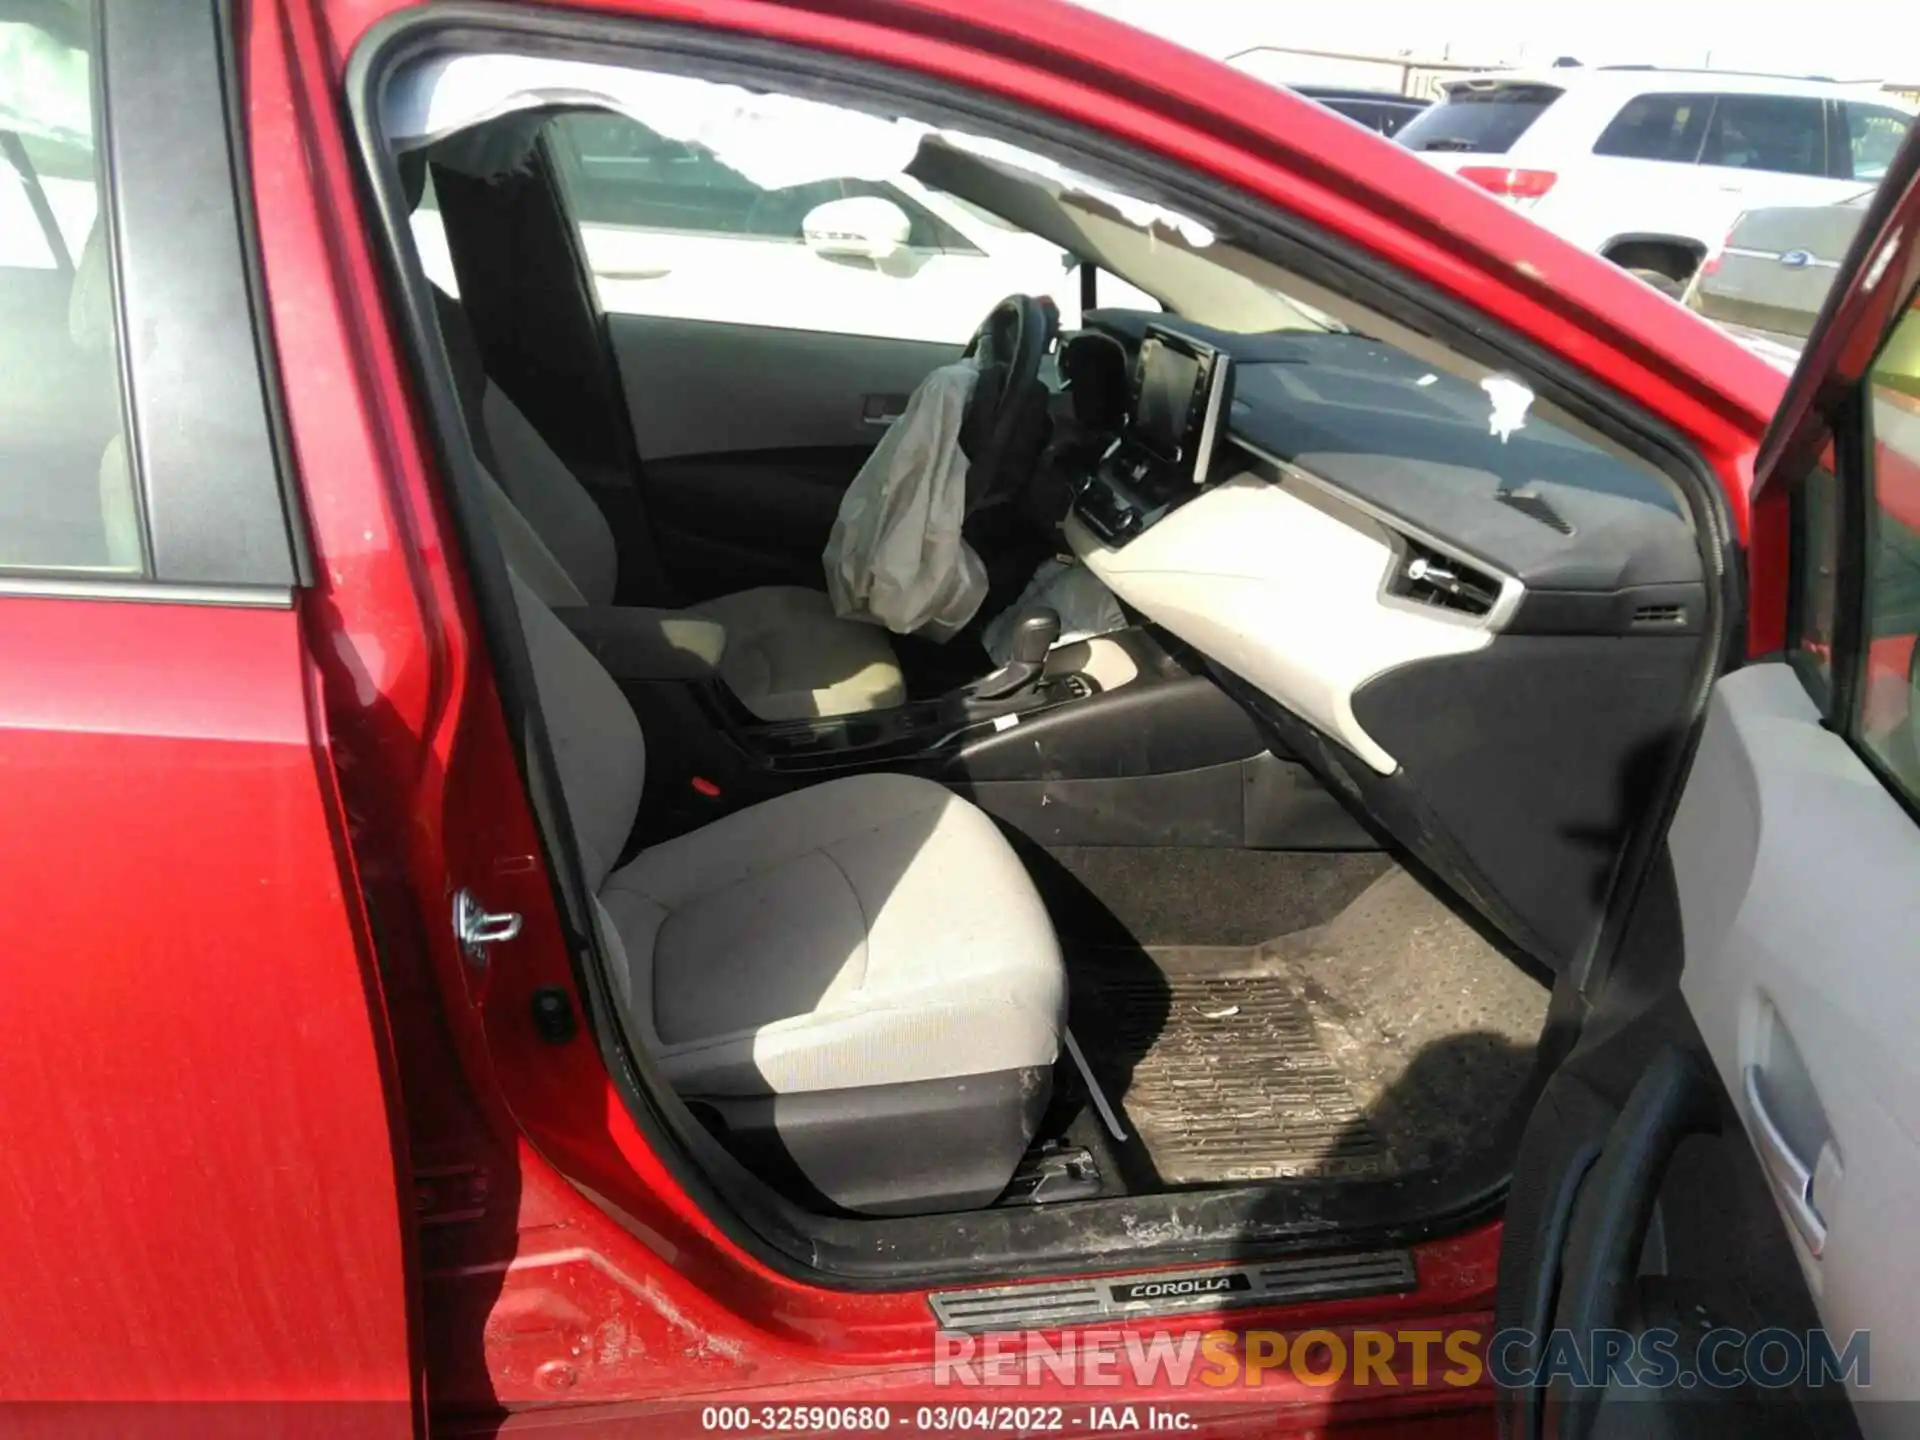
[364,39,1728,1271]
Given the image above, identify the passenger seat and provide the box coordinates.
[434,289,907,722]
[509,572,1066,1214]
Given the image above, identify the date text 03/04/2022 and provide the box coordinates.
[701,1404,1196,1431]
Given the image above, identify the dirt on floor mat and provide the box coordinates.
[1067,867,1550,1187]
[1071,959,1392,1184]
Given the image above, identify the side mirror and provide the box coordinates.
[801,195,912,264]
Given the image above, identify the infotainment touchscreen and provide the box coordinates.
[1134,340,1200,460]
[1129,327,1230,486]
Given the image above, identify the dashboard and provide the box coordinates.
[1061,309,1711,972]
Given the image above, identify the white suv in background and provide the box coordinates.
[1397,67,1913,294]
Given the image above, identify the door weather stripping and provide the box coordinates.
[929,1250,1416,1331]
[453,889,522,966]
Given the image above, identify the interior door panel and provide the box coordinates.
[1668,662,1920,1417]
[606,314,958,595]
[607,313,958,460]
[1493,121,1920,1435]
[643,446,876,597]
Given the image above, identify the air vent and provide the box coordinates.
[1495,486,1574,535]
[1388,539,1501,617]
[1632,603,1688,627]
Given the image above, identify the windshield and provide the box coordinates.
[1396,84,1562,154]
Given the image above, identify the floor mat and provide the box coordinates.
[1039,847,1395,946]
[1068,866,1550,1188]
[1072,957,1391,1184]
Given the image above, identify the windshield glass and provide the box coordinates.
[1397,85,1562,154]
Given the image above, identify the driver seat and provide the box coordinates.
[433,289,906,722]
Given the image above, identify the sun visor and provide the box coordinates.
[384,53,926,188]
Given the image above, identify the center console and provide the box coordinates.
[736,668,1097,774]
[1073,325,1232,546]
[615,621,1371,855]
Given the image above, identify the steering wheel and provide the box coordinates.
[958,294,1058,517]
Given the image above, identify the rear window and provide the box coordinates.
[1843,102,1912,181]
[1700,94,1828,177]
[1396,84,1562,155]
[1592,94,1713,162]
[1329,99,1428,138]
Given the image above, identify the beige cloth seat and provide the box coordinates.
[683,585,906,726]
[441,292,905,721]
[508,572,1065,1213]
[600,771,1065,1098]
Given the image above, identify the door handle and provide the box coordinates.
[861,393,909,428]
[596,265,672,281]
[1743,1065,1833,1257]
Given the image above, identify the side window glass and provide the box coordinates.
[559,113,761,234]
[543,106,1088,343]
[0,8,141,573]
[553,112,976,252]
[1843,104,1913,184]
[731,177,978,253]
[1856,300,1920,800]
[1701,95,1827,177]
[1592,94,1710,163]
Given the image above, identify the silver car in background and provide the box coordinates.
[1685,191,1873,355]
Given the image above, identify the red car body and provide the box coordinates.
[12,0,1894,1434]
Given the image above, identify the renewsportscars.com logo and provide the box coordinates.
[933,1325,1871,1392]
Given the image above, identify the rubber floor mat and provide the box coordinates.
[1066,866,1550,1188]
[1070,956,1391,1185]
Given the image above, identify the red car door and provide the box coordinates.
[0,0,416,1426]
[1495,116,1920,1439]
[1670,123,1920,1428]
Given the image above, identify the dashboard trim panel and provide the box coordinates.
[1066,469,1501,775]
[1227,438,1527,633]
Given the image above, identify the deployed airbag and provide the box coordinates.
[824,361,986,641]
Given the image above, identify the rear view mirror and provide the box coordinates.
[801,195,912,264]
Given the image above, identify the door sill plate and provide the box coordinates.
[929,1249,1416,1331]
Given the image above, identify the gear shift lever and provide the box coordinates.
[962,608,1061,705]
